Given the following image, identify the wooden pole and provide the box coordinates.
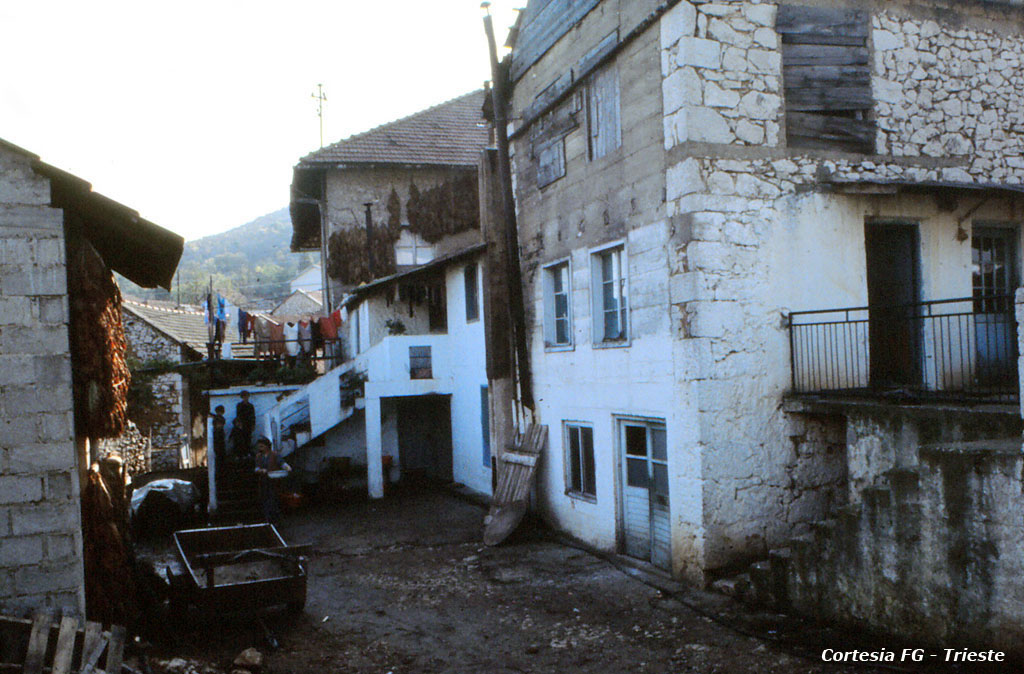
[483,11,534,411]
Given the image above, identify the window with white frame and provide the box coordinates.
[591,246,627,343]
[542,261,571,347]
[394,227,436,266]
[565,423,595,499]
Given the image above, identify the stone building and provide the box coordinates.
[122,300,206,452]
[505,0,1024,651]
[270,289,323,319]
[280,93,495,500]
[290,90,490,310]
[0,138,182,616]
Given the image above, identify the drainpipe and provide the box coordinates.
[318,171,332,312]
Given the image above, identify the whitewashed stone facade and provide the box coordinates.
[511,0,1024,596]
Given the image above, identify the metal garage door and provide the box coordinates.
[620,420,670,570]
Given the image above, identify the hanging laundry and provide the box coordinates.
[298,320,313,354]
[238,309,250,343]
[283,322,300,357]
[253,316,271,358]
[311,319,324,351]
[319,315,338,340]
[269,320,286,356]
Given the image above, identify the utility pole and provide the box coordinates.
[312,83,327,148]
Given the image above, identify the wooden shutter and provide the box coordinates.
[777,6,875,153]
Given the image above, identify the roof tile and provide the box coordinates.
[298,90,489,167]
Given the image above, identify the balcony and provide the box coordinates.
[355,334,452,387]
[788,295,1018,404]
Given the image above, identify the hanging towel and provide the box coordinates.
[269,320,286,355]
[319,315,338,340]
[283,322,300,357]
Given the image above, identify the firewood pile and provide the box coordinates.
[98,421,152,477]
[68,235,130,439]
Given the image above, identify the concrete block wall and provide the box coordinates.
[0,145,85,616]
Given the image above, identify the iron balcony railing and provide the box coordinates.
[788,295,1018,403]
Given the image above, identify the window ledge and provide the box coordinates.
[565,490,597,504]
[592,338,630,350]
[544,342,574,353]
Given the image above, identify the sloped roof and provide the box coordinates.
[123,300,246,356]
[297,90,489,168]
[0,137,184,290]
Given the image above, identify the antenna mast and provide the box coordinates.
[312,83,327,148]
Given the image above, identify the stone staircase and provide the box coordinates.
[212,462,261,523]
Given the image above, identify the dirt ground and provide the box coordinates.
[146,488,972,674]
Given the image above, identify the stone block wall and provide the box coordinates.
[122,309,187,450]
[788,437,1024,656]
[658,0,1024,570]
[0,145,85,615]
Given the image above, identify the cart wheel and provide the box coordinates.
[286,598,305,614]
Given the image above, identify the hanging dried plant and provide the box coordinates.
[327,221,401,286]
[406,173,479,243]
[387,187,402,228]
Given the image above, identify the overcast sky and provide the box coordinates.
[0,1,520,241]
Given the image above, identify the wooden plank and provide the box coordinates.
[786,111,876,152]
[782,64,871,89]
[780,33,866,46]
[776,6,868,37]
[785,85,873,112]
[503,452,537,467]
[104,626,126,674]
[511,0,602,81]
[781,44,868,67]
[49,616,78,674]
[192,544,312,567]
[575,29,618,80]
[81,622,102,667]
[528,103,579,144]
[535,137,566,188]
[523,71,573,124]
[79,630,109,674]
[21,611,51,674]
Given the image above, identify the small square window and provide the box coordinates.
[591,246,628,343]
[565,423,596,499]
[409,345,432,379]
[542,261,572,347]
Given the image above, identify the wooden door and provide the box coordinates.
[865,223,921,388]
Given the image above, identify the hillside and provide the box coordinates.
[120,208,318,306]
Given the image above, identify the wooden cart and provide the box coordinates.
[172,523,308,615]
